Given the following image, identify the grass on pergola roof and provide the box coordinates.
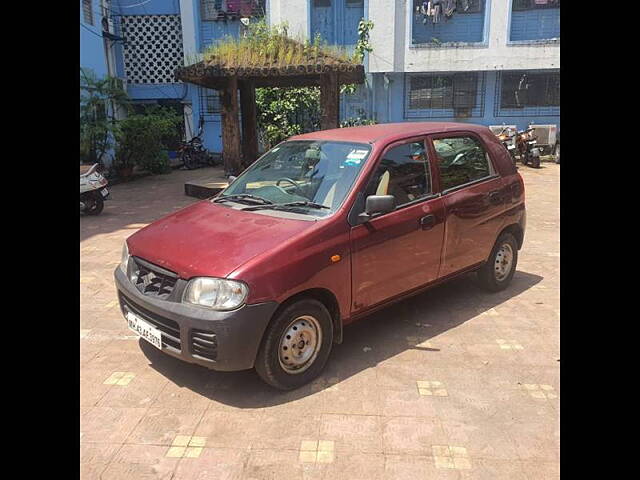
[200,22,358,69]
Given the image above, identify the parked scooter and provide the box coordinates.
[515,125,541,168]
[80,164,110,215]
[496,125,517,164]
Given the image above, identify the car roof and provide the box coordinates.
[289,122,492,145]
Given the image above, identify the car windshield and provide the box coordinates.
[218,140,372,217]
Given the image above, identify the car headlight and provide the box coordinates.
[120,242,130,274]
[183,277,249,310]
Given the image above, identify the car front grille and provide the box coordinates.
[130,257,178,300]
[191,329,218,361]
[119,292,181,352]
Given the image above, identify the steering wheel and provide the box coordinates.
[275,177,302,195]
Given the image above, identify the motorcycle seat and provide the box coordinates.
[80,164,98,177]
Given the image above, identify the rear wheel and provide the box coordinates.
[477,232,518,292]
[255,298,333,390]
[84,195,104,215]
[531,153,540,168]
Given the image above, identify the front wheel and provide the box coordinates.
[477,232,518,292]
[255,298,333,390]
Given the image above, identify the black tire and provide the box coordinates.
[184,154,198,170]
[85,195,104,215]
[554,143,560,164]
[477,232,518,292]
[255,298,333,390]
[531,154,540,168]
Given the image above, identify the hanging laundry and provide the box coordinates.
[443,0,456,19]
[432,0,442,24]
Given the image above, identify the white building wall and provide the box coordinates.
[268,0,309,39]
[366,0,559,73]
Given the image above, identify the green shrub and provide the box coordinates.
[114,107,181,174]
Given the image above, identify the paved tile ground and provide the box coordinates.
[80,164,560,479]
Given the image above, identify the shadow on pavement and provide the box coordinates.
[139,270,543,406]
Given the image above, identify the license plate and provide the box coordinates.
[101,188,109,197]
[507,145,515,150]
[126,311,163,350]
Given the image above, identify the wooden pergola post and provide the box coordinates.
[219,76,242,175]
[239,79,259,167]
[320,72,339,130]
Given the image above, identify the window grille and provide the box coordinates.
[120,15,184,84]
[405,72,485,118]
[83,0,94,25]
[499,72,560,109]
[199,88,221,118]
[512,0,560,11]
[495,71,560,117]
[200,0,265,21]
[314,0,332,7]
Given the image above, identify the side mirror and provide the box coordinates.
[358,195,395,222]
[228,176,237,183]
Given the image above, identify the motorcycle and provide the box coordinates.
[496,126,517,164]
[80,164,110,215]
[178,135,219,170]
[515,125,541,168]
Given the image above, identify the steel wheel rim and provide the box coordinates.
[278,315,322,374]
[494,243,514,281]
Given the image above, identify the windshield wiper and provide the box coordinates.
[212,194,273,205]
[241,201,331,212]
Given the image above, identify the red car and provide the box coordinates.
[115,122,526,390]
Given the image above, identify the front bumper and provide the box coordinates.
[114,267,278,371]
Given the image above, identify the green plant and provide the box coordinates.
[340,109,378,128]
[114,106,181,174]
[255,87,320,150]
[341,19,374,95]
[80,68,129,165]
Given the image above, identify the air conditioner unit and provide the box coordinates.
[529,124,557,147]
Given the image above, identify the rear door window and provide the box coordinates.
[432,136,495,191]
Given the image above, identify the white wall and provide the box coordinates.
[268,0,309,39]
[367,0,559,73]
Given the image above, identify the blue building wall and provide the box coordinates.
[80,1,108,78]
[370,71,559,132]
[510,7,560,41]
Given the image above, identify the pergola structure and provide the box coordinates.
[175,40,365,175]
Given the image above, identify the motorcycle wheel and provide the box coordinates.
[184,154,198,170]
[531,152,540,168]
[84,196,104,215]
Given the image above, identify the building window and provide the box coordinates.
[83,0,94,26]
[512,0,560,11]
[412,0,485,45]
[409,74,478,110]
[200,88,221,117]
[201,0,265,21]
[500,72,560,109]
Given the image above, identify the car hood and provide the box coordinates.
[127,201,314,279]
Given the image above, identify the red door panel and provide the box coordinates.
[439,177,506,277]
[350,196,446,313]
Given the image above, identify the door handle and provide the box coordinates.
[420,214,436,230]
[488,190,502,205]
